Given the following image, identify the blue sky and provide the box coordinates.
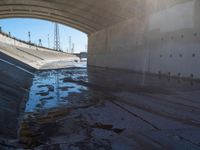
[0,18,88,53]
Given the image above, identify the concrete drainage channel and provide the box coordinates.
[0,40,200,149]
[0,66,126,149]
[1,61,200,149]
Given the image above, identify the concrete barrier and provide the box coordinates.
[0,32,55,52]
[0,32,79,70]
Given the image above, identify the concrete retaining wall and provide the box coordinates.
[0,33,52,52]
[88,0,200,79]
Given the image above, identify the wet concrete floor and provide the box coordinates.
[1,63,200,150]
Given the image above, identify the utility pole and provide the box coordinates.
[48,34,50,48]
[28,32,31,43]
[72,43,75,54]
[85,44,87,52]
[38,39,42,47]
[69,36,72,53]
[28,32,31,48]
[54,23,61,51]
[66,38,68,53]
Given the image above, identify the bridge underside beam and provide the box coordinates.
[0,0,139,34]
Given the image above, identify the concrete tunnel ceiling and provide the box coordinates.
[0,0,140,34]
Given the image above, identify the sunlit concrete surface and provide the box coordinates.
[0,41,79,70]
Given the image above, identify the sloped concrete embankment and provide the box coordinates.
[0,38,79,146]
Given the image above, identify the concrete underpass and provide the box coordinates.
[0,0,200,149]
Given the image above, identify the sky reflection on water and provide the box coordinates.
[25,68,88,112]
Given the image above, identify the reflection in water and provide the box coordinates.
[25,69,88,112]
[19,67,103,149]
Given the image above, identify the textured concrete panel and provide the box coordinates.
[89,0,200,79]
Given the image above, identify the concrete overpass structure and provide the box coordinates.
[0,0,199,79]
[1,1,200,149]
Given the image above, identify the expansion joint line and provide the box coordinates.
[110,100,160,130]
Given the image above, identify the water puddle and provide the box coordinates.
[25,68,89,113]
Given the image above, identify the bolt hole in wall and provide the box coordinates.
[158,31,200,85]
